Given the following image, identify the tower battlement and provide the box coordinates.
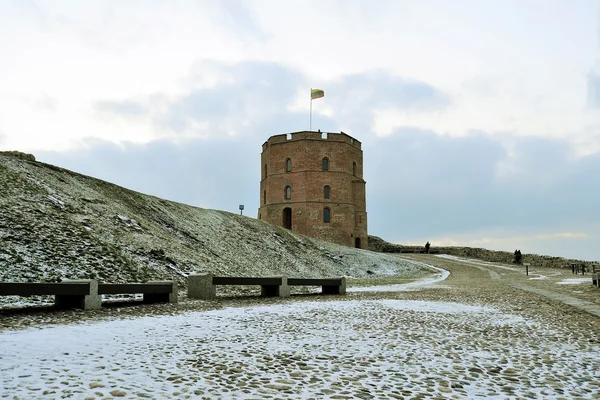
[262,131,362,151]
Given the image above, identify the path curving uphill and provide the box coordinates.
[400,253,600,318]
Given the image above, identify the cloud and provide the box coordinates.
[89,60,449,143]
[2,1,597,152]
[587,70,600,108]
[35,94,58,112]
[94,100,148,118]
[314,72,450,136]
[219,0,265,42]
[411,230,590,247]
[536,232,588,240]
[162,61,305,136]
[330,72,450,111]
[365,128,600,247]
[91,60,306,137]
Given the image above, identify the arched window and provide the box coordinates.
[324,185,330,199]
[353,161,357,176]
[285,158,292,172]
[285,185,291,200]
[322,157,329,171]
[323,207,331,223]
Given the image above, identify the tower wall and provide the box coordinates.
[258,131,368,249]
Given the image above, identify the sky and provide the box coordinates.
[1,0,599,260]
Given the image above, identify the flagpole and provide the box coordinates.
[309,88,312,131]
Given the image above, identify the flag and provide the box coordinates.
[311,89,324,100]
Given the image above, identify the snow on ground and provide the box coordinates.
[436,254,521,272]
[529,272,562,281]
[1,298,599,399]
[0,294,147,310]
[557,278,591,285]
[348,262,450,293]
[436,255,590,287]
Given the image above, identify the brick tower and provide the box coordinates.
[258,131,368,249]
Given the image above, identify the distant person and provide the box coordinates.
[425,241,431,254]
[514,249,522,264]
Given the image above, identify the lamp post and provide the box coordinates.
[239,204,244,215]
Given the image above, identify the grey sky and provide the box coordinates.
[2,0,599,260]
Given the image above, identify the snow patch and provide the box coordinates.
[378,299,491,314]
[47,195,65,210]
[557,278,590,285]
[348,262,449,293]
[116,214,142,230]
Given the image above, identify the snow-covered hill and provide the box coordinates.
[0,152,430,295]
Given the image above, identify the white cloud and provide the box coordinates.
[0,1,266,151]
[1,1,598,152]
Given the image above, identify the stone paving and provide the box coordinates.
[1,255,600,399]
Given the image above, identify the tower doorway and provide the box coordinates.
[283,207,292,229]
[354,237,361,248]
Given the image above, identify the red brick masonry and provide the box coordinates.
[258,131,368,249]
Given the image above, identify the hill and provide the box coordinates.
[0,151,428,299]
